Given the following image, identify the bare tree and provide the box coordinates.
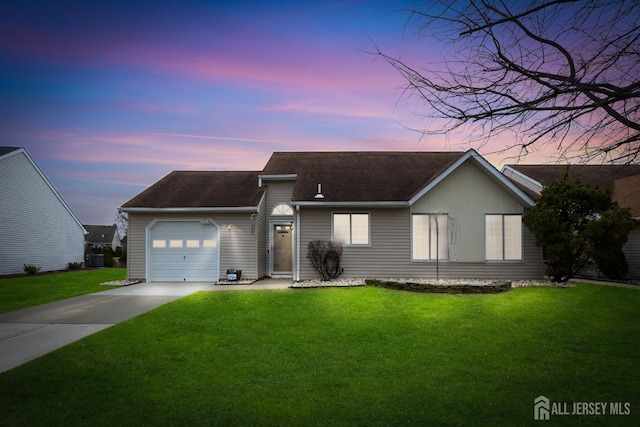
[376,0,640,163]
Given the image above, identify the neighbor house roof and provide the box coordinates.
[261,151,466,203]
[122,171,265,210]
[0,146,21,157]
[504,164,640,217]
[84,225,118,246]
[613,174,640,217]
[506,164,640,191]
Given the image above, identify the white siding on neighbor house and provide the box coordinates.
[0,150,85,275]
[623,222,640,280]
[127,212,260,281]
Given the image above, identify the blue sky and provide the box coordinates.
[0,0,546,224]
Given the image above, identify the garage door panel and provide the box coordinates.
[149,221,219,282]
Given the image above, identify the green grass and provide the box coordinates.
[0,268,125,313]
[0,284,639,425]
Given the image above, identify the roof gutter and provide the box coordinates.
[500,165,544,195]
[291,201,408,208]
[258,174,297,187]
[121,206,260,213]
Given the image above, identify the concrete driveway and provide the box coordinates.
[0,282,213,373]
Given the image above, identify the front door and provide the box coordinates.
[273,224,292,274]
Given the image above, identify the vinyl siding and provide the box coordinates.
[412,160,524,262]
[127,213,148,280]
[256,194,268,278]
[127,212,260,281]
[0,150,85,275]
[298,207,542,280]
[264,181,295,217]
[623,222,640,280]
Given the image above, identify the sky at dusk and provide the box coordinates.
[0,0,553,225]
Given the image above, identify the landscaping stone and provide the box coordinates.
[365,279,512,294]
[292,277,557,291]
[100,279,143,286]
[217,279,256,285]
[291,278,366,288]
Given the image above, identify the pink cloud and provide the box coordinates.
[17,129,279,172]
[45,167,152,188]
[259,90,407,121]
[117,101,198,116]
[0,15,406,95]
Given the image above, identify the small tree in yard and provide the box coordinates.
[524,171,634,282]
[307,240,343,281]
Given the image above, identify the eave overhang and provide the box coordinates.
[291,201,407,208]
[258,174,297,187]
[122,206,260,213]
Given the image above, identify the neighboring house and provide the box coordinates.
[122,149,543,283]
[0,146,86,275]
[84,224,122,250]
[502,164,640,281]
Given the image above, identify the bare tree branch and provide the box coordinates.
[375,0,640,163]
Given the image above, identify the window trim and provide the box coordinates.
[271,203,294,216]
[411,213,449,262]
[485,214,523,262]
[331,212,371,247]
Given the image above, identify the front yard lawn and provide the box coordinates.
[0,268,125,313]
[0,284,638,425]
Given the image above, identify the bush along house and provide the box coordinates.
[121,149,543,283]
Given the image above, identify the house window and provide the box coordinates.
[272,203,293,216]
[412,214,448,261]
[486,214,522,261]
[333,213,370,245]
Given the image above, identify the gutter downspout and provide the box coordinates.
[296,205,301,282]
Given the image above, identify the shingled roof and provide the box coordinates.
[0,146,22,157]
[505,164,640,217]
[507,164,640,191]
[84,225,118,245]
[124,150,528,210]
[261,151,466,202]
[122,171,265,209]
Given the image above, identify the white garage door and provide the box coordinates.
[149,221,219,282]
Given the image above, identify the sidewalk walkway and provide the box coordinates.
[0,279,294,373]
[569,277,640,290]
[204,278,293,291]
